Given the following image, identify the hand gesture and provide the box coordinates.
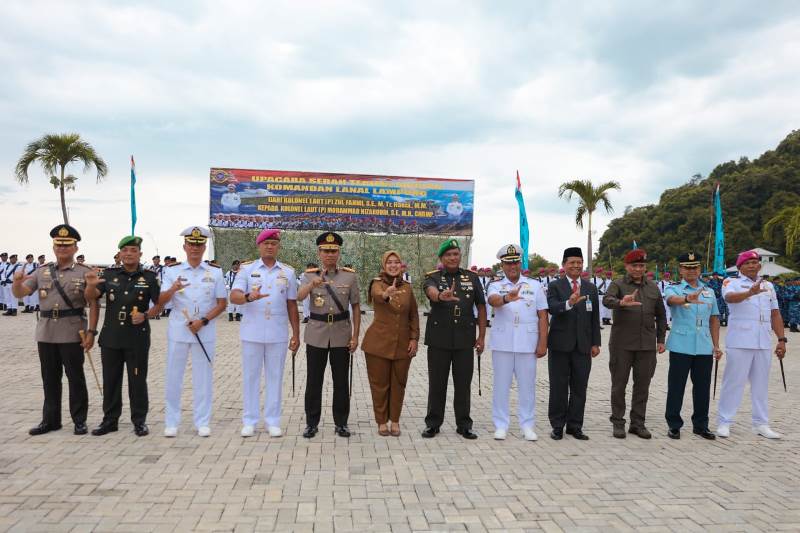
[685,288,705,304]
[408,339,418,357]
[84,270,105,288]
[383,278,399,300]
[131,307,145,325]
[713,347,724,360]
[187,319,204,334]
[310,276,326,288]
[776,341,786,359]
[567,283,586,306]
[170,277,190,292]
[748,280,768,296]
[249,286,269,300]
[506,286,522,303]
[620,289,643,307]
[438,281,459,302]
[289,336,300,353]
[475,337,485,355]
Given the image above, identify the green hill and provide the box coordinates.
[597,130,800,273]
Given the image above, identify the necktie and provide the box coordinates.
[572,280,579,293]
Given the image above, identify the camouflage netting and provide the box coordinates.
[210,228,472,309]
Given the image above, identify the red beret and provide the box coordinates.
[624,249,647,264]
[256,228,280,244]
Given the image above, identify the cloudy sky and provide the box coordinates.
[1,1,798,266]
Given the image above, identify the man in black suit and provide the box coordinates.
[546,247,602,440]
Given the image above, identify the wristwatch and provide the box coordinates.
[87,329,98,335]
[201,317,209,326]
[778,337,788,343]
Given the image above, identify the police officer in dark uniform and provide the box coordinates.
[421,238,487,439]
[85,235,160,437]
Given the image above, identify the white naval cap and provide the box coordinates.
[180,225,210,244]
[496,243,522,262]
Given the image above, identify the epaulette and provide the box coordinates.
[205,260,220,268]
[75,263,92,270]
[373,276,382,281]
[342,267,356,273]
[167,262,182,267]
[305,267,320,273]
[240,260,254,265]
[425,269,440,277]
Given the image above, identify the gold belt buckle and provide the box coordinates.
[118,311,127,321]
[454,306,461,317]
[51,308,59,319]
[327,313,334,324]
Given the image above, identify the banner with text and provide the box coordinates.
[209,168,474,235]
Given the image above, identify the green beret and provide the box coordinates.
[437,238,460,257]
[118,235,143,249]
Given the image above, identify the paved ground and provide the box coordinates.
[0,312,798,532]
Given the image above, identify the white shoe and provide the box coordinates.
[268,426,283,438]
[493,428,507,440]
[753,425,781,439]
[240,425,255,437]
[197,426,211,437]
[164,426,177,438]
[522,427,538,441]
[716,424,730,438]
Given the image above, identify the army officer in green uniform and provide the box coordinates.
[421,238,486,439]
[85,236,161,437]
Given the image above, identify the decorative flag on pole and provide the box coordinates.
[713,182,725,274]
[130,155,137,235]
[515,170,530,270]
[632,240,638,250]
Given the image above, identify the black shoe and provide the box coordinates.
[2,310,11,316]
[791,325,799,333]
[550,428,563,440]
[34,305,39,312]
[421,426,439,438]
[570,429,589,440]
[693,427,716,440]
[302,317,309,324]
[134,423,149,437]
[302,426,318,438]
[335,425,351,438]
[29,422,62,436]
[91,421,118,436]
[628,426,652,439]
[667,428,680,439]
[613,425,626,439]
[235,314,241,321]
[154,315,160,320]
[456,427,478,440]
[228,313,234,322]
[74,423,88,435]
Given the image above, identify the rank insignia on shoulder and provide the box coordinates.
[341,267,355,273]
[240,260,254,265]
[168,262,183,267]
[305,267,320,273]
[425,270,440,277]
[205,260,220,268]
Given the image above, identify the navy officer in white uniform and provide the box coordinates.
[159,226,227,437]
[717,249,787,439]
[230,228,300,438]
[486,244,549,441]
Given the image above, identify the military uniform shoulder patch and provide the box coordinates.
[240,260,254,265]
[372,276,382,281]
[425,269,440,277]
[204,260,221,268]
[305,267,320,273]
[341,267,356,273]
[167,262,183,267]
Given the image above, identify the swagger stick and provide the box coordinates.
[291,349,297,397]
[780,358,787,392]
[78,330,103,396]
[181,308,212,364]
[713,358,719,399]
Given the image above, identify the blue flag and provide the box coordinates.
[713,183,725,274]
[130,155,137,235]
[515,171,530,269]
[632,240,638,249]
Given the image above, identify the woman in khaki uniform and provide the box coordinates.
[362,251,419,436]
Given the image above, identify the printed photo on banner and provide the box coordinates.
[209,168,474,235]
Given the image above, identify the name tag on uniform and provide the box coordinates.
[586,301,593,312]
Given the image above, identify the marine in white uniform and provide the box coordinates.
[0,253,7,310]
[487,244,549,441]
[717,250,787,439]
[225,260,241,321]
[158,227,227,438]
[21,254,38,312]
[2,254,22,315]
[220,183,241,212]
[230,228,300,438]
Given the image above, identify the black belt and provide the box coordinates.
[40,308,85,319]
[309,311,350,324]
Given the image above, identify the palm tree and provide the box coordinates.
[763,205,800,255]
[15,133,108,225]
[558,179,621,272]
